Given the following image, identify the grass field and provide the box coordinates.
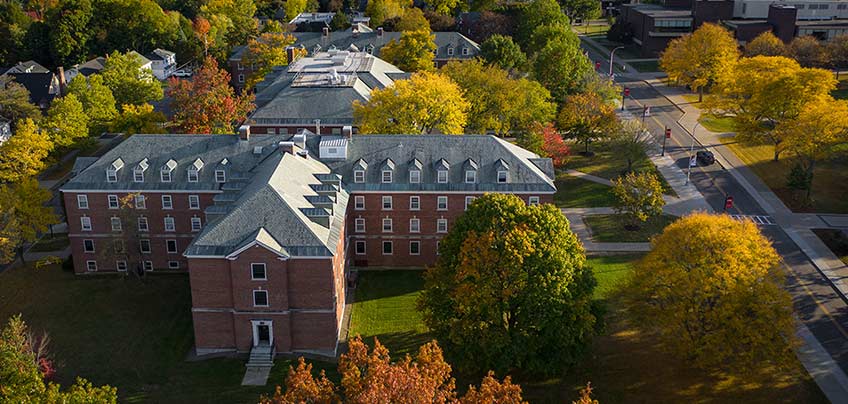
[574,23,610,35]
[554,175,618,208]
[813,229,848,265]
[628,60,660,73]
[720,136,848,213]
[565,143,676,196]
[583,214,678,242]
[699,114,736,133]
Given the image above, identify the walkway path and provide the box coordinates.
[561,208,650,253]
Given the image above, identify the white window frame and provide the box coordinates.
[191,217,202,232]
[354,170,365,183]
[409,218,420,233]
[382,240,393,255]
[437,218,448,233]
[160,170,172,183]
[143,261,153,271]
[382,217,393,233]
[161,195,173,210]
[168,261,180,269]
[138,216,149,232]
[355,217,365,233]
[447,47,455,56]
[188,195,200,210]
[465,170,476,184]
[382,170,392,183]
[251,263,267,280]
[437,196,448,211]
[86,260,97,272]
[106,169,117,182]
[529,196,540,206]
[116,260,127,272]
[133,169,144,183]
[215,170,226,183]
[107,194,119,209]
[465,196,476,210]
[409,196,420,210]
[83,239,95,253]
[497,171,508,183]
[354,195,365,210]
[110,217,122,232]
[382,196,392,210]
[410,240,421,255]
[135,194,146,209]
[140,239,152,254]
[437,170,448,183]
[253,289,269,307]
[187,168,199,183]
[164,216,176,232]
[166,239,178,254]
[355,240,366,255]
[238,74,245,83]
[77,195,89,209]
[409,170,420,183]
[80,216,92,231]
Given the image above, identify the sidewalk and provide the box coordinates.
[562,208,651,253]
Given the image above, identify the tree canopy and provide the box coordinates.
[531,37,593,103]
[67,74,118,135]
[0,76,40,127]
[101,51,164,107]
[241,31,299,89]
[479,34,527,72]
[0,119,54,184]
[353,71,469,134]
[0,179,58,264]
[112,103,167,135]
[557,90,618,154]
[418,193,597,375]
[381,29,437,72]
[611,171,665,228]
[789,35,831,68]
[624,213,796,372]
[42,93,90,148]
[660,23,739,100]
[517,0,570,47]
[366,0,409,27]
[744,31,787,57]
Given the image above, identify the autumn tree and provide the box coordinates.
[353,71,469,134]
[66,74,118,136]
[0,119,54,183]
[789,35,831,68]
[42,93,89,148]
[611,171,665,229]
[0,76,40,127]
[419,193,597,375]
[707,56,836,161]
[101,51,164,107]
[782,99,848,202]
[607,120,653,173]
[531,37,593,103]
[241,32,299,89]
[366,0,408,27]
[624,213,797,372]
[112,103,167,135]
[535,122,570,168]
[381,29,437,72]
[427,0,461,15]
[395,7,429,32]
[167,57,255,134]
[744,31,787,57]
[193,16,214,57]
[660,23,739,101]
[330,10,350,31]
[199,0,258,49]
[440,60,555,136]
[827,34,848,77]
[0,179,58,264]
[0,315,117,402]
[285,0,307,20]
[557,91,618,155]
[480,34,527,72]
[261,336,526,403]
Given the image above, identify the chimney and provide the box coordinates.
[285,46,295,64]
[377,27,383,37]
[314,119,321,135]
[238,124,250,141]
[57,66,67,93]
[322,26,329,37]
[279,141,295,154]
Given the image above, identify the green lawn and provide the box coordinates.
[699,114,737,133]
[583,214,678,242]
[554,175,618,208]
[28,234,69,253]
[573,23,609,35]
[720,136,848,213]
[564,142,677,196]
[628,60,660,73]
[0,264,329,404]
[813,229,848,265]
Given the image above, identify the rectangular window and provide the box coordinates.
[113,239,125,254]
[410,240,420,255]
[448,47,455,56]
[138,217,149,232]
[437,196,448,211]
[80,216,92,231]
[409,218,420,233]
[382,170,392,183]
[251,263,267,280]
[164,217,175,232]
[355,240,366,255]
[354,170,365,183]
[133,170,144,183]
[253,290,269,307]
[382,196,392,210]
[168,261,180,269]
[529,196,540,206]
[161,170,172,182]
[116,261,127,272]
[110,217,122,231]
[215,170,226,183]
[382,218,392,233]
[191,217,202,232]
[187,169,199,183]
[143,261,153,271]
[437,218,448,233]
[77,195,89,209]
[409,196,420,210]
[354,195,365,210]
[108,194,119,209]
[106,170,117,182]
[465,196,476,210]
[140,239,151,253]
[161,195,173,210]
[83,239,95,253]
[188,195,200,210]
[409,170,420,183]
[86,260,97,272]
[238,74,245,83]
[437,170,448,183]
[497,171,508,183]
[462,47,469,56]
[465,170,476,183]
[355,218,365,233]
[135,194,146,209]
[166,239,178,254]
[382,241,393,255]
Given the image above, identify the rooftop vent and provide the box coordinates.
[253,146,263,155]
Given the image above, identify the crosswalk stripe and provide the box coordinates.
[729,214,777,226]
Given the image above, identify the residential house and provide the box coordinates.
[145,48,177,80]
[0,119,11,145]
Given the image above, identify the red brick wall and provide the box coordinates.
[249,125,349,135]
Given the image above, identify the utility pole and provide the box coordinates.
[609,46,624,78]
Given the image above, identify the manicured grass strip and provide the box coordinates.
[554,175,618,208]
[587,254,643,299]
[628,60,660,73]
[564,143,676,196]
[584,214,678,243]
[813,229,848,265]
[699,114,736,133]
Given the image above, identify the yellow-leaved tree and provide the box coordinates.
[706,56,836,161]
[380,30,437,73]
[744,31,787,57]
[353,71,469,134]
[624,213,796,372]
[241,32,301,90]
[660,23,739,101]
[0,118,54,183]
[0,179,58,264]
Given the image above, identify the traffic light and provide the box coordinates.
[724,196,734,211]
[665,128,671,138]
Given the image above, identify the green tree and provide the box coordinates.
[418,193,597,375]
[0,119,54,183]
[284,0,307,20]
[200,0,258,48]
[789,35,831,68]
[427,0,461,15]
[0,179,58,264]
[441,60,555,136]
[479,34,527,72]
[744,31,787,57]
[526,23,575,55]
[101,51,164,107]
[353,71,469,134]
[532,37,593,102]
[330,10,350,31]
[167,57,255,134]
[660,23,739,101]
[395,7,429,32]
[241,32,298,89]
[42,93,89,148]
[557,90,618,154]
[0,76,40,127]
[0,2,32,66]
[611,171,665,228]
[66,75,118,136]
[45,0,92,67]
[827,33,848,76]
[112,103,167,135]
[607,120,652,173]
[624,213,796,372]
[0,315,117,402]
[381,29,437,72]
[87,0,183,57]
[366,0,408,27]
[563,0,601,23]
[517,0,569,47]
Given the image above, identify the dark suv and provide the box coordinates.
[696,150,715,166]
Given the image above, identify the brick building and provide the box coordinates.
[60,130,556,357]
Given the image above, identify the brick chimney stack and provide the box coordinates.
[238,124,250,141]
[57,66,67,94]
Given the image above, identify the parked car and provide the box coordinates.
[696,150,715,166]
[171,70,192,77]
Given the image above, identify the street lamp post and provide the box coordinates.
[686,122,699,185]
[609,46,624,78]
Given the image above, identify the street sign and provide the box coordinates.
[689,156,697,167]
[595,61,601,70]
[665,128,671,138]
[724,196,734,210]
[644,106,651,117]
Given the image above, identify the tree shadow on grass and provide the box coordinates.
[352,270,426,303]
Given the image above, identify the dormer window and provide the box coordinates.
[494,159,510,184]
[462,47,469,56]
[380,159,395,184]
[409,170,420,183]
[187,158,203,183]
[465,170,476,183]
[106,158,124,183]
[354,170,365,183]
[447,46,454,56]
[435,159,450,184]
[497,171,508,183]
[215,170,226,183]
[382,170,392,183]
[161,159,177,183]
[133,158,148,183]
